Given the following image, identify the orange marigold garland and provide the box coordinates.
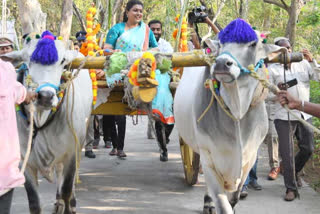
[172,15,188,52]
[127,52,157,86]
[173,15,188,74]
[85,3,102,105]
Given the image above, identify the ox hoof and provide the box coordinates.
[203,205,216,214]
[71,207,76,214]
[53,200,65,214]
[160,152,168,162]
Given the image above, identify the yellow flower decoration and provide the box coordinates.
[128,52,157,86]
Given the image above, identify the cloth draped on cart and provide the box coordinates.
[152,69,174,125]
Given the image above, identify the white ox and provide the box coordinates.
[5,37,92,214]
[174,20,278,214]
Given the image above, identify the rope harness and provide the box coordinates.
[197,52,266,123]
[197,52,320,135]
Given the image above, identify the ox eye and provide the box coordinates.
[249,42,257,48]
[61,58,66,65]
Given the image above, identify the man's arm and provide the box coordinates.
[204,17,220,34]
[302,49,320,81]
[277,90,320,118]
[188,22,201,49]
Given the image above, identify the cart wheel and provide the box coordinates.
[179,137,200,186]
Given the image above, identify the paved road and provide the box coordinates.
[12,117,320,214]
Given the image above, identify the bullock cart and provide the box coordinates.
[70,51,212,185]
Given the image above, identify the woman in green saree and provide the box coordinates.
[103,0,158,158]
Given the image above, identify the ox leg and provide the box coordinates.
[60,156,76,214]
[53,163,65,214]
[70,192,77,214]
[227,153,258,213]
[227,190,240,211]
[200,152,233,214]
[203,192,216,214]
[24,167,41,214]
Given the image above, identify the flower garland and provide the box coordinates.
[172,15,188,52]
[85,3,101,105]
[172,15,188,74]
[128,52,156,86]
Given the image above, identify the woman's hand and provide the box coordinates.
[149,48,159,52]
[24,91,37,104]
[103,44,121,53]
[277,90,302,110]
[96,69,105,79]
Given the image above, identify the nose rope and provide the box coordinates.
[218,51,252,75]
[198,55,265,123]
[35,83,60,93]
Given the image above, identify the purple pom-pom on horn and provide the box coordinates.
[31,31,58,65]
[218,18,258,44]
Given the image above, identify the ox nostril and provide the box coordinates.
[226,61,233,67]
[38,91,54,101]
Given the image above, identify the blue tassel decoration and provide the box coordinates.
[218,18,258,44]
[31,31,58,65]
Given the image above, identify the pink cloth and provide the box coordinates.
[0,59,26,196]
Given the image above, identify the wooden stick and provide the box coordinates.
[69,51,212,69]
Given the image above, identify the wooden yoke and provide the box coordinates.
[69,50,211,69]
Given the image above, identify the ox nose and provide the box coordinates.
[214,58,233,73]
[38,90,55,107]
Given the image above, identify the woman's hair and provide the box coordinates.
[123,0,144,22]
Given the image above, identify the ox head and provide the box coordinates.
[208,19,279,119]
[4,31,79,126]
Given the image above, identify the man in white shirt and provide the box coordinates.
[148,20,173,53]
[269,37,319,201]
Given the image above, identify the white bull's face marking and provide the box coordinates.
[213,41,258,83]
[29,60,63,110]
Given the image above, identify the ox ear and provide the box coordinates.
[256,44,283,63]
[205,39,220,56]
[0,50,25,67]
[64,50,80,64]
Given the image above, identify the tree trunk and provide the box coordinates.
[73,2,86,32]
[239,0,249,20]
[285,0,305,47]
[234,0,239,17]
[59,0,73,42]
[263,4,272,30]
[112,0,125,25]
[263,0,310,48]
[16,0,47,35]
[99,0,111,47]
[212,0,226,24]
[199,0,223,30]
